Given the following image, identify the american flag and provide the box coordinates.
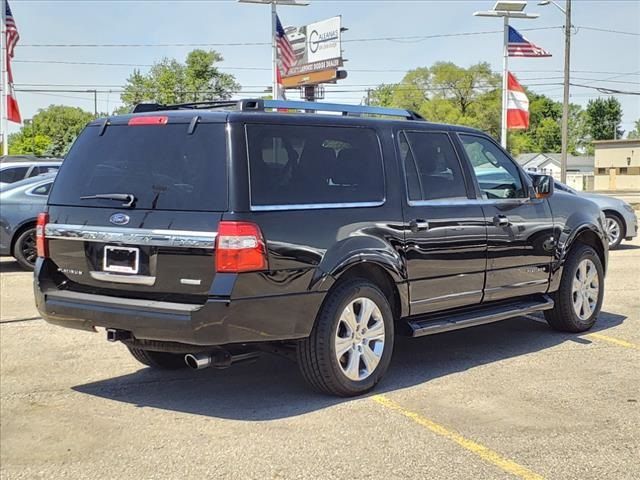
[276,15,296,74]
[507,26,551,57]
[5,1,20,57]
[5,0,21,123]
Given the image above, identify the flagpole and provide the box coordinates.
[1,0,7,155]
[500,16,509,149]
[271,1,278,101]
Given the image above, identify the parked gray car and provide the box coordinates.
[0,173,55,270]
[552,181,637,249]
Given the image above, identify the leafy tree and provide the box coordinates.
[8,132,52,156]
[367,61,621,155]
[367,84,396,107]
[120,49,240,110]
[585,97,623,141]
[376,62,501,136]
[535,117,562,152]
[7,105,94,157]
[627,119,640,139]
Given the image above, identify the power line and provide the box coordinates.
[18,26,562,48]
[577,26,640,36]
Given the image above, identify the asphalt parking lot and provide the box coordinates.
[1,239,639,480]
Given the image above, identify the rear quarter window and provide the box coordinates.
[246,124,385,209]
[49,122,228,211]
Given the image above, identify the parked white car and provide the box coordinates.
[0,156,62,188]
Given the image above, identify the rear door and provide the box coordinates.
[457,133,554,302]
[398,130,487,315]
[45,117,228,302]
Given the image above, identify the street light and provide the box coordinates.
[539,0,572,183]
[474,1,539,149]
[238,0,310,100]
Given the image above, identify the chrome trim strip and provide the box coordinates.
[45,224,217,249]
[410,289,483,305]
[90,271,157,286]
[250,201,384,212]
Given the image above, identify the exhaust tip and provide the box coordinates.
[185,353,211,370]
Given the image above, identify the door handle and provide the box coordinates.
[410,219,430,233]
[493,215,510,227]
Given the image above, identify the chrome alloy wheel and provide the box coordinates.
[605,217,621,247]
[572,259,600,320]
[334,297,386,381]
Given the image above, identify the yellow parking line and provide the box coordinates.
[372,395,545,480]
[587,333,640,350]
[525,315,639,351]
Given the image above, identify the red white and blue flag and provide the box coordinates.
[276,15,296,75]
[507,72,529,130]
[507,26,551,58]
[5,0,21,123]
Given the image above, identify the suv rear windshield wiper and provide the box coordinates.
[80,193,136,207]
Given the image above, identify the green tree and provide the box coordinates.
[120,49,240,110]
[585,97,623,141]
[7,105,94,157]
[627,119,640,139]
[366,61,596,154]
[367,84,396,107]
[535,117,562,152]
[382,62,501,135]
[7,132,52,156]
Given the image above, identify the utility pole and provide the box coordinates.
[92,89,98,117]
[560,0,571,183]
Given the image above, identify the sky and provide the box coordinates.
[7,0,640,136]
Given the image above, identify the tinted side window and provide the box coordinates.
[31,182,53,196]
[459,134,526,199]
[400,131,467,201]
[31,165,59,177]
[247,125,384,207]
[0,167,29,183]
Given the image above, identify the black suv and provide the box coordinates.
[34,99,608,396]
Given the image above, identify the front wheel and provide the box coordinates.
[545,244,604,332]
[297,279,394,397]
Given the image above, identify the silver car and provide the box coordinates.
[554,181,638,249]
[0,173,55,270]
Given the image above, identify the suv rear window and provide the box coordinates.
[246,124,384,208]
[49,123,227,211]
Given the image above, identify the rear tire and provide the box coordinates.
[297,278,394,397]
[13,227,37,271]
[127,346,187,370]
[545,244,604,332]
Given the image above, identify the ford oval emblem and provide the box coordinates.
[109,213,130,226]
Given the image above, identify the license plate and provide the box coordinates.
[103,246,139,274]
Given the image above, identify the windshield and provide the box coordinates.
[48,123,228,211]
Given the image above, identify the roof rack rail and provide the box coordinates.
[251,99,423,120]
[131,98,425,121]
[132,100,238,113]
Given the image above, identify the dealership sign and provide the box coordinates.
[282,16,343,78]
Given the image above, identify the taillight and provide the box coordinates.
[36,212,49,258]
[215,221,267,273]
[128,116,168,126]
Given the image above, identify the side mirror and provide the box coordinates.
[532,175,554,199]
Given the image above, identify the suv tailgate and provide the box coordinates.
[44,117,227,302]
